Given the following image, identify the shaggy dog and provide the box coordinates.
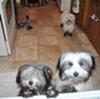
[54,52,95,93]
[61,11,75,36]
[16,64,56,97]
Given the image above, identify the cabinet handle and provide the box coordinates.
[89,14,99,22]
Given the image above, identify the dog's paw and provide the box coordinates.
[61,85,74,92]
[64,32,69,36]
[46,86,57,97]
[18,88,33,97]
[68,33,73,37]
[56,85,76,94]
[64,32,73,37]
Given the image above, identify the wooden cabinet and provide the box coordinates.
[72,0,89,30]
[94,22,100,54]
[86,0,98,43]
[86,0,100,55]
[75,0,100,55]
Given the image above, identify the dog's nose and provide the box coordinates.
[29,81,33,85]
[73,72,79,77]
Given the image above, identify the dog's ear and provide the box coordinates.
[91,56,95,69]
[80,52,96,70]
[43,66,52,83]
[56,58,61,70]
[16,70,21,84]
[86,54,96,70]
[56,58,63,78]
[16,64,29,84]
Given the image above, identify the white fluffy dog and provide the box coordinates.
[54,52,95,93]
[61,11,75,36]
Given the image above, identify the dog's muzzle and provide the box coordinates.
[66,20,72,25]
[60,71,80,81]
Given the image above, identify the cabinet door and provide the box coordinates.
[87,0,100,55]
[94,20,100,55]
[87,16,98,45]
[86,0,98,44]
[74,0,90,30]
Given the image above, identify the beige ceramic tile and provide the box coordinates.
[38,34,58,46]
[38,45,60,60]
[14,35,38,61]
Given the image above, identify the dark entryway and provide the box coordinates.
[21,0,39,6]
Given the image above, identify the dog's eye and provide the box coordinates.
[79,61,84,66]
[68,62,73,66]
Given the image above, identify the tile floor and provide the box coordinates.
[0,0,100,91]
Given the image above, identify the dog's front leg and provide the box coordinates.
[56,85,77,93]
[46,84,58,97]
[18,87,33,97]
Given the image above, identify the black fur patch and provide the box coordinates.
[18,87,33,97]
[60,24,63,27]
[56,58,63,79]
[43,66,52,84]
[91,56,96,69]
[56,58,61,70]
[64,31,72,37]
[16,70,21,84]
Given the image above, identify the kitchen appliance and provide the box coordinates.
[0,0,15,56]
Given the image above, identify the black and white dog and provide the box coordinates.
[16,64,56,97]
[54,52,95,93]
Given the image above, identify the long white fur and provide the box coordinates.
[61,10,75,34]
[60,52,93,67]
[61,10,69,24]
[55,52,94,92]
